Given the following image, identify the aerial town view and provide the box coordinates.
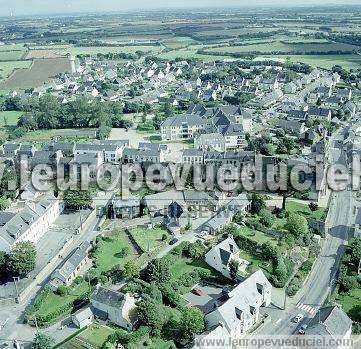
[0,0,360,348]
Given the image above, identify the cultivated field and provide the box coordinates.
[0,58,70,89]
[0,60,32,80]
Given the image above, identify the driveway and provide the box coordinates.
[183,283,225,314]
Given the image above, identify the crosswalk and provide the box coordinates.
[296,302,319,316]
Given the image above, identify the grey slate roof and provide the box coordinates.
[52,241,90,281]
[161,114,205,127]
[91,286,125,308]
[307,306,352,337]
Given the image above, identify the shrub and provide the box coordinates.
[309,202,319,211]
[259,209,273,228]
[56,286,68,296]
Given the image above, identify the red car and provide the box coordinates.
[191,288,204,296]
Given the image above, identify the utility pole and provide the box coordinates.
[12,276,20,302]
[33,314,39,333]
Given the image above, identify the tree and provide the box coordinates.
[339,275,359,294]
[17,114,38,131]
[349,239,361,263]
[273,256,289,287]
[0,251,7,278]
[0,196,9,210]
[141,258,171,284]
[308,202,319,212]
[63,189,92,210]
[8,241,36,276]
[286,213,308,238]
[259,209,273,228]
[31,333,54,349]
[137,300,165,336]
[229,259,239,280]
[250,193,266,214]
[178,307,205,343]
[261,242,278,261]
[123,260,139,278]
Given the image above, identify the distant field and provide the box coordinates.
[0,50,26,61]
[270,54,361,70]
[0,111,22,126]
[0,44,26,52]
[158,45,232,61]
[0,58,70,89]
[204,41,359,55]
[62,45,162,56]
[0,60,32,80]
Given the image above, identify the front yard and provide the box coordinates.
[129,226,171,254]
[26,280,90,327]
[286,201,327,221]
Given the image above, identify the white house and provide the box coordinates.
[72,306,94,329]
[90,286,138,330]
[205,236,243,279]
[204,270,272,339]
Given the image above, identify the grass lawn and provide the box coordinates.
[238,250,273,276]
[164,253,230,284]
[0,110,22,126]
[77,324,115,347]
[237,225,278,246]
[93,231,137,275]
[14,128,97,145]
[286,201,327,221]
[33,281,90,324]
[335,288,361,321]
[129,226,170,254]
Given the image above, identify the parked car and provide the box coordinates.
[169,238,178,245]
[191,288,204,296]
[298,324,308,335]
[293,314,304,323]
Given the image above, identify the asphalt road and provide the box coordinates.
[256,131,354,336]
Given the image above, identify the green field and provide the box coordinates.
[158,45,232,61]
[129,226,170,253]
[12,128,97,145]
[280,54,361,70]
[0,51,26,61]
[0,60,31,80]
[205,41,359,55]
[0,111,22,126]
[0,57,70,89]
[63,45,162,56]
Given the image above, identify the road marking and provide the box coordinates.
[296,303,319,315]
[276,319,281,324]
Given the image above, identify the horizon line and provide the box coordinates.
[1,3,361,19]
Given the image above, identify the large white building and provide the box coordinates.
[204,270,272,340]
[0,192,64,253]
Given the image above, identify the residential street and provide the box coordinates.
[256,129,354,336]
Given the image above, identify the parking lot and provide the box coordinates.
[183,282,226,314]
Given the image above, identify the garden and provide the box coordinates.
[332,239,361,324]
